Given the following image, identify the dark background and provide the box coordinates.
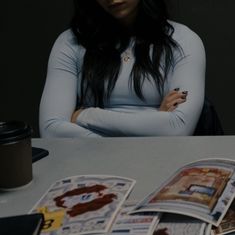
[2,0,235,136]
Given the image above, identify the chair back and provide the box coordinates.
[194,98,224,135]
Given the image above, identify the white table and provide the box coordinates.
[1,136,235,233]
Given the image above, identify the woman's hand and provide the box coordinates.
[71,108,84,123]
[159,88,188,112]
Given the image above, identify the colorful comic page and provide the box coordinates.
[131,159,235,226]
[30,175,135,235]
[110,201,159,235]
[212,200,235,235]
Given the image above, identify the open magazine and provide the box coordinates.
[30,175,135,235]
[131,159,235,227]
[113,201,212,235]
[110,201,159,235]
[153,213,209,235]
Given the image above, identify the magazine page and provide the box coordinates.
[30,175,136,235]
[153,214,207,235]
[110,201,160,235]
[211,200,235,235]
[131,159,235,226]
[205,224,212,235]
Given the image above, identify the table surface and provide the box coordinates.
[1,136,235,232]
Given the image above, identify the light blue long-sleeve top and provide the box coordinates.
[39,21,206,137]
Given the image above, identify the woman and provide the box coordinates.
[39,0,206,137]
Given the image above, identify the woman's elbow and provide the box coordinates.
[167,113,196,136]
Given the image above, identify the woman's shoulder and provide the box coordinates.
[54,29,78,48]
[168,20,205,54]
[168,20,203,43]
[50,29,85,59]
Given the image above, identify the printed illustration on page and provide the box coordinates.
[31,175,135,235]
[132,159,235,226]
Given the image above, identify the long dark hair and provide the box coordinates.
[71,0,182,107]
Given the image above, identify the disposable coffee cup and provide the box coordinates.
[0,121,33,190]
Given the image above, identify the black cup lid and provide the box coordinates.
[0,121,32,144]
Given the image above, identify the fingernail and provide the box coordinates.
[182,91,188,95]
[174,88,180,91]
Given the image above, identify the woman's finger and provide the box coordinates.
[167,97,187,111]
[164,90,188,103]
